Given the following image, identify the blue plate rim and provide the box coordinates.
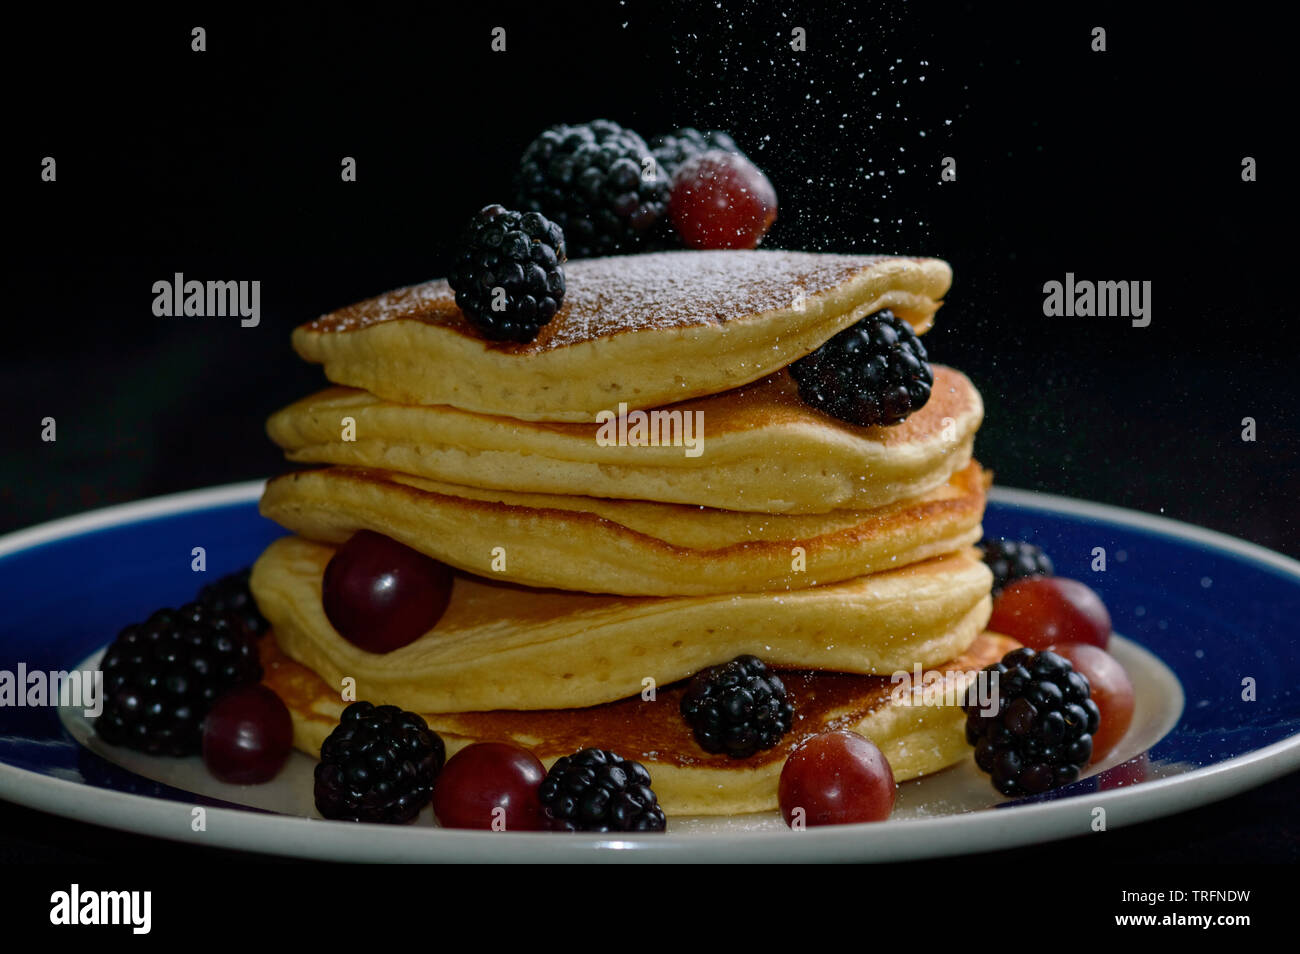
[0,481,1298,862]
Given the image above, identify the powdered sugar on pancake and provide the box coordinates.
[305,250,926,354]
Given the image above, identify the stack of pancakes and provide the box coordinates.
[250,250,1006,816]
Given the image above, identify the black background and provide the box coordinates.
[2,3,1296,863]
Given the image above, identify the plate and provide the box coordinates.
[1,482,1298,862]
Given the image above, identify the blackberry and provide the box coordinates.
[680,654,794,758]
[447,204,567,343]
[95,602,263,756]
[980,539,1055,595]
[314,701,446,824]
[197,567,268,640]
[963,647,1100,797]
[513,119,669,258]
[788,309,933,427]
[538,748,667,833]
[650,127,742,177]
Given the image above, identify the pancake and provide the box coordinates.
[250,535,993,712]
[258,461,988,596]
[261,630,1016,815]
[292,251,952,422]
[267,365,982,515]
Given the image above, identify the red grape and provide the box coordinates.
[201,684,293,784]
[669,150,777,249]
[989,576,1112,650]
[322,530,453,653]
[778,730,896,827]
[432,742,546,831]
[1051,642,1135,763]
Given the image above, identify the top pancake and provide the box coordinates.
[293,250,952,422]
